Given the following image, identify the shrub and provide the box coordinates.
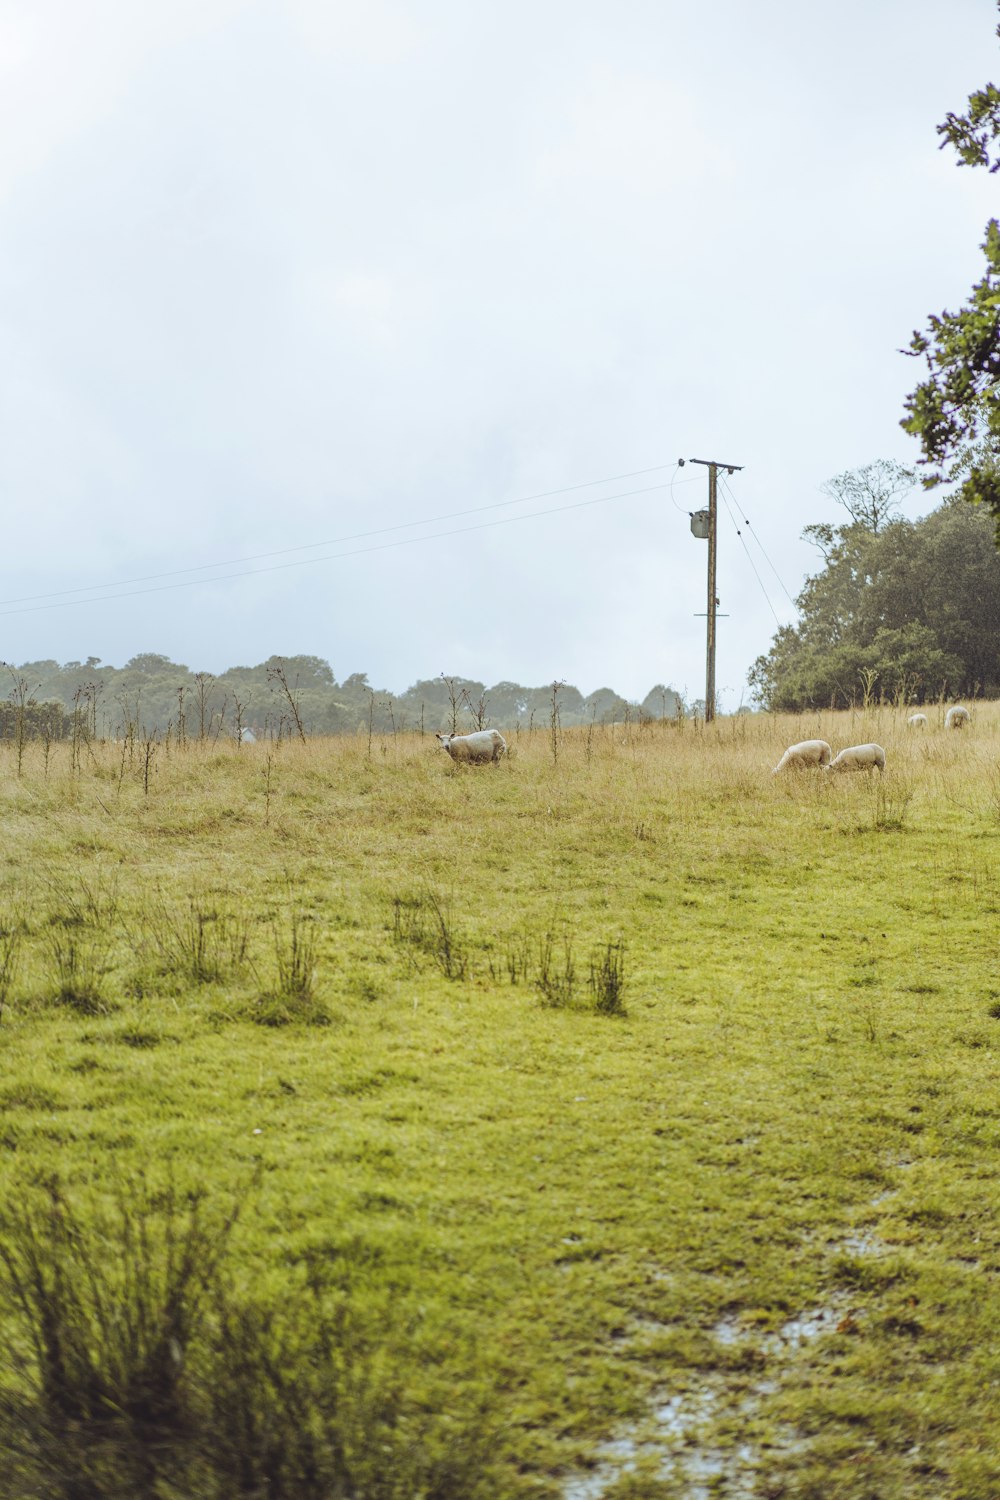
[141,896,252,988]
[251,910,328,1026]
[536,929,577,1008]
[0,1176,504,1500]
[391,889,469,981]
[589,939,627,1015]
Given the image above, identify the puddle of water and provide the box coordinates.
[712,1314,744,1347]
[564,1261,862,1495]
[563,1468,612,1500]
[631,1312,673,1336]
[765,1302,849,1354]
[653,1389,717,1437]
[839,1229,886,1258]
[683,1441,759,1497]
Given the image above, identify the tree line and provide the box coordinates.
[750,483,1000,711]
[0,655,686,742]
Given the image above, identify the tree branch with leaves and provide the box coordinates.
[902,6,1000,530]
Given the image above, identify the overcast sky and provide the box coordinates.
[1,0,996,708]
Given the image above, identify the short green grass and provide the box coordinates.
[1,706,999,1498]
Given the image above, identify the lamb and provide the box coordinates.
[824,743,886,773]
[772,739,833,773]
[907,713,928,729]
[436,729,507,764]
[945,705,971,729]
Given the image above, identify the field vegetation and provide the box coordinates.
[0,706,998,1498]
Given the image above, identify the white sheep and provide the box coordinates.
[436,729,507,764]
[906,713,928,729]
[824,743,886,773]
[772,739,833,774]
[945,705,971,730]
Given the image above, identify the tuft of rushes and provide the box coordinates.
[589,938,627,1015]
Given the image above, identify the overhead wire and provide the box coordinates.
[719,472,797,606]
[0,477,692,619]
[669,461,692,515]
[719,487,783,628]
[0,461,687,610]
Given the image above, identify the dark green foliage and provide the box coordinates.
[535,929,578,1007]
[0,1177,503,1500]
[0,700,72,741]
[0,1175,245,1499]
[589,939,627,1016]
[902,12,1000,527]
[750,496,1000,709]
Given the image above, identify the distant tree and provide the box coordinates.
[124,653,181,675]
[584,687,630,723]
[820,460,914,534]
[749,496,1000,709]
[0,700,72,741]
[553,683,584,712]
[1,654,655,738]
[902,7,1000,531]
[640,684,684,719]
[263,654,334,685]
[483,681,529,718]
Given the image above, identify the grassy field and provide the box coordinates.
[0,705,998,1498]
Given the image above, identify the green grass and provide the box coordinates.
[0,707,999,1497]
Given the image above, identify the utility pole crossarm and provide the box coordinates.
[686,456,744,724]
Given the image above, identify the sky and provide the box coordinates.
[1,0,997,709]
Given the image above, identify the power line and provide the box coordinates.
[719,488,783,628]
[719,473,797,606]
[0,480,676,619]
[669,463,691,514]
[0,461,683,609]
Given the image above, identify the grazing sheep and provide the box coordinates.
[945,705,971,730]
[907,713,928,729]
[825,743,886,773]
[772,739,833,774]
[436,729,507,764]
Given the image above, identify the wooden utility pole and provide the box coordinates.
[689,457,743,723]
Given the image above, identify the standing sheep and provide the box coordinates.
[772,739,833,773]
[436,729,507,764]
[824,743,886,773]
[945,705,971,729]
[907,713,928,729]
